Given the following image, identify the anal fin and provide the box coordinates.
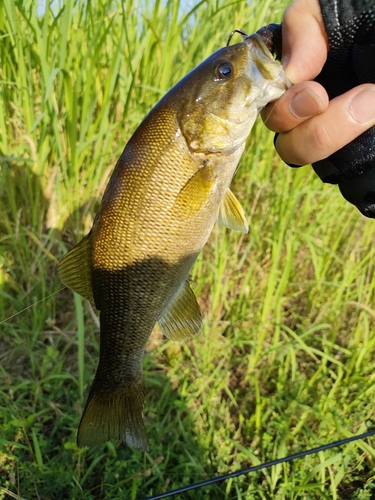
[217,188,249,233]
[158,279,202,341]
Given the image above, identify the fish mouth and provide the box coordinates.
[242,33,291,103]
[245,33,292,88]
[245,33,276,61]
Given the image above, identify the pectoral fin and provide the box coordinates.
[158,279,202,341]
[174,163,214,218]
[58,233,94,304]
[217,189,249,233]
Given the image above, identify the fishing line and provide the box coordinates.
[144,425,375,500]
[0,287,66,324]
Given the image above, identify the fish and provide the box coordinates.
[58,33,288,451]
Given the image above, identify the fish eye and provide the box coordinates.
[215,61,233,80]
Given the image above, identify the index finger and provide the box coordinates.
[261,81,328,132]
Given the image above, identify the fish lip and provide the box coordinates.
[244,33,292,89]
[244,33,275,60]
[242,33,290,102]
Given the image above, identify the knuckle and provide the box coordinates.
[310,122,334,156]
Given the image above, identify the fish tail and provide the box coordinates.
[77,378,149,451]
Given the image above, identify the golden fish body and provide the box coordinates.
[58,34,288,451]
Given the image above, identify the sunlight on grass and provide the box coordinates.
[1,0,375,498]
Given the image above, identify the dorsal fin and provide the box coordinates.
[58,234,94,304]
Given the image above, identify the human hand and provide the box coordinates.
[261,0,375,167]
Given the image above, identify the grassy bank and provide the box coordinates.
[1,0,375,498]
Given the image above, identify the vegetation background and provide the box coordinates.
[1,0,375,498]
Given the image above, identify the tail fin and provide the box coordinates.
[77,381,149,451]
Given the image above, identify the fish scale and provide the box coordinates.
[58,33,288,451]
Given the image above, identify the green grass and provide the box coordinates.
[1,0,375,498]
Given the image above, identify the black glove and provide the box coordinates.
[314,0,375,217]
[258,2,375,218]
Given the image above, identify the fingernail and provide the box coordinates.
[289,88,324,119]
[348,89,375,123]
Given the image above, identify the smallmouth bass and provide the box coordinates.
[59,33,288,451]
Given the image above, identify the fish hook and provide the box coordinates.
[226,29,248,46]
